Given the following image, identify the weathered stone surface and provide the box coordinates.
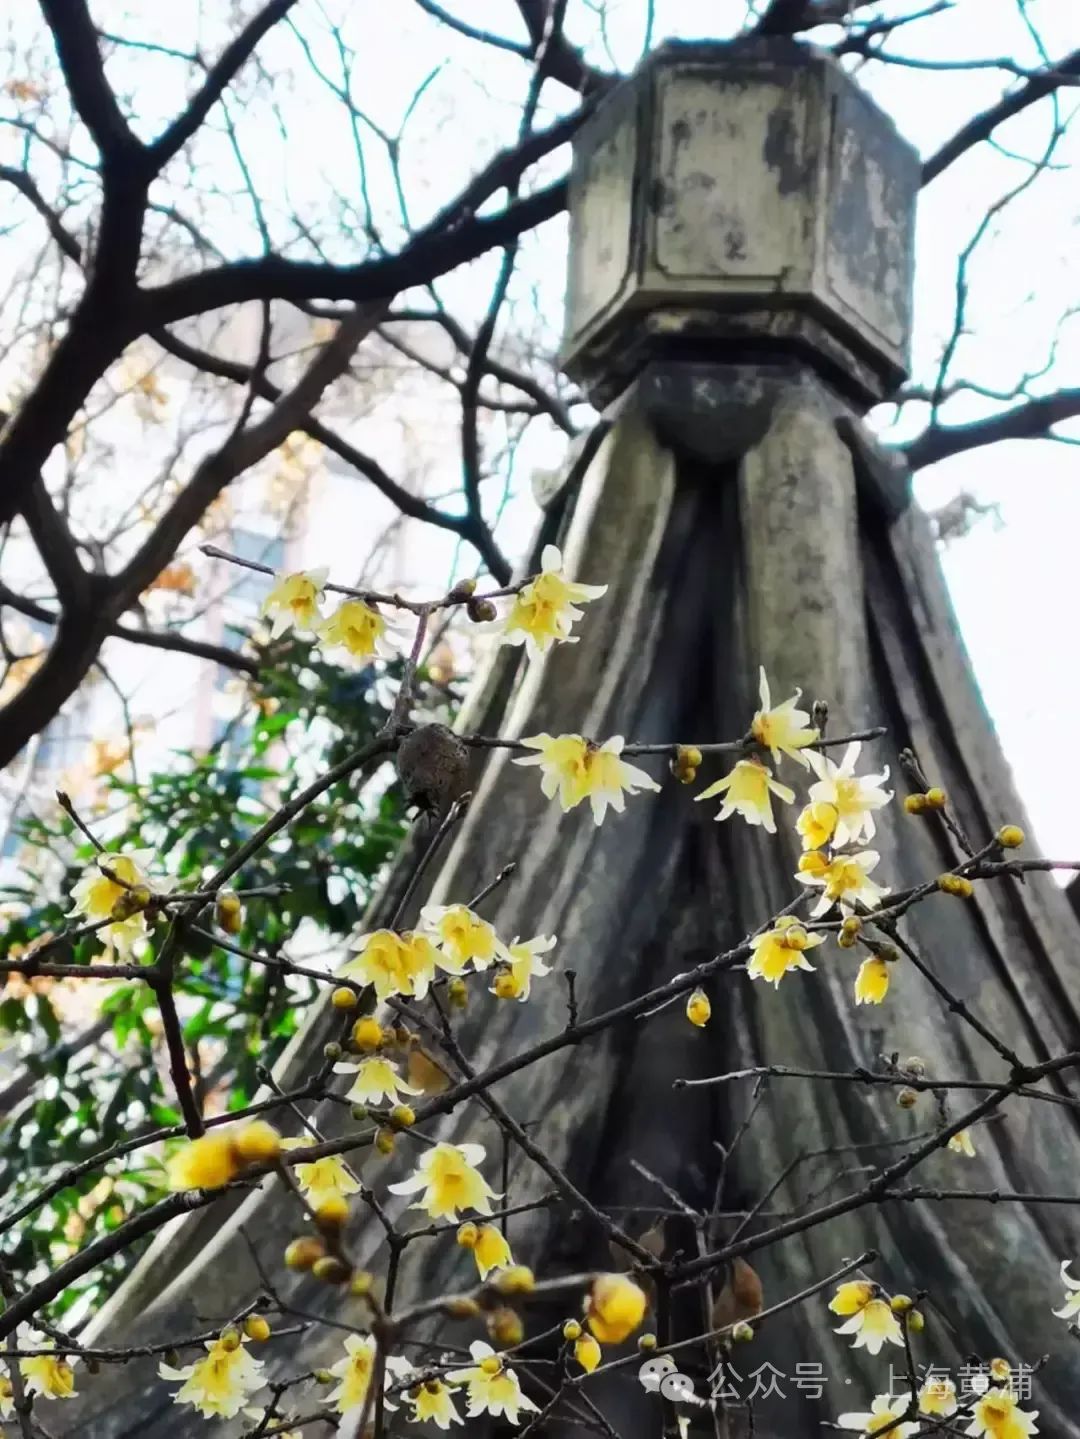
[563,39,919,406]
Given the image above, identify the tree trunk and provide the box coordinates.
[66,362,1080,1437]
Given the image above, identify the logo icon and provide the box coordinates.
[638,1355,697,1402]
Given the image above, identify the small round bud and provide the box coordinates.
[562,1320,582,1341]
[938,873,974,898]
[351,1104,369,1122]
[219,1328,241,1352]
[890,1294,913,1314]
[924,787,947,810]
[445,1296,481,1319]
[495,1266,535,1295]
[350,1271,375,1297]
[244,1315,271,1342]
[390,1104,416,1129]
[314,1369,335,1385]
[447,577,477,601]
[448,978,468,1010]
[990,1357,1011,1382]
[907,1309,925,1333]
[904,793,928,815]
[284,1236,326,1271]
[332,986,359,1010]
[574,1334,602,1373]
[457,1222,480,1250]
[904,1056,926,1078]
[488,1307,524,1347]
[838,930,858,949]
[997,825,1025,849]
[216,890,243,934]
[896,1087,919,1110]
[686,988,711,1028]
[312,1255,351,1285]
[233,1120,281,1165]
[323,1041,343,1061]
[351,1017,384,1052]
[638,1332,658,1350]
[315,1196,350,1230]
[375,1126,396,1155]
[840,916,862,936]
[467,597,498,624]
[732,1322,755,1343]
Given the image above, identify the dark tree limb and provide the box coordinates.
[922,46,1080,184]
[901,387,1080,469]
[37,0,140,159]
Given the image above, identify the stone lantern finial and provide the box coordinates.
[561,39,919,408]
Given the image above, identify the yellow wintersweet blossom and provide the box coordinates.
[500,544,607,659]
[388,1142,498,1220]
[854,956,889,1005]
[327,1334,381,1415]
[796,800,839,851]
[686,988,711,1026]
[67,848,156,961]
[166,1122,281,1191]
[470,1223,514,1280]
[837,1393,916,1436]
[420,903,507,973]
[919,1376,958,1417]
[491,934,556,1001]
[829,1282,902,1356]
[695,758,795,834]
[399,1374,462,1429]
[796,850,888,918]
[515,734,660,824]
[751,667,818,767]
[575,1334,602,1372]
[1054,1260,1080,1320]
[333,1056,423,1106]
[948,1129,976,1158]
[0,1376,11,1418]
[262,567,328,639]
[158,1334,264,1418]
[20,1354,77,1401]
[447,1341,539,1425]
[281,1138,360,1210]
[805,742,892,847]
[966,1388,1039,1439]
[586,1274,648,1344]
[747,917,824,989]
[340,928,439,1001]
[319,598,397,661]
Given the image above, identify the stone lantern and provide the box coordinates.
[562,38,919,408]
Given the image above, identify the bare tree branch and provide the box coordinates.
[37,0,141,159]
[901,388,1080,469]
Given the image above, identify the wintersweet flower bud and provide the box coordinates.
[375,1127,396,1155]
[908,1309,925,1332]
[216,890,243,933]
[244,1315,271,1341]
[837,930,858,949]
[638,1332,657,1350]
[448,978,468,1010]
[351,1017,385,1051]
[686,988,711,1028]
[495,1266,535,1295]
[492,971,518,1000]
[315,1196,350,1230]
[351,1104,368,1121]
[562,1320,582,1341]
[314,1369,334,1384]
[904,793,928,815]
[233,1121,282,1165]
[467,598,498,624]
[896,1087,918,1109]
[938,873,974,898]
[332,986,359,1010]
[219,1328,241,1352]
[350,1271,374,1296]
[488,1307,524,1347]
[445,1297,481,1319]
[284,1236,325,1270]
[840,916,862,936]
[447,578,477,602]
[324,1042,343,1061]
[732,1322,755,1343]
[904,1056,926,1077]
[575,1334,601,1372]
[312,1255,351,1285]
[997,825,1025,849]
[890,1294,913,1313]
[390,1104,416,1129]
[925,787,947,809]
